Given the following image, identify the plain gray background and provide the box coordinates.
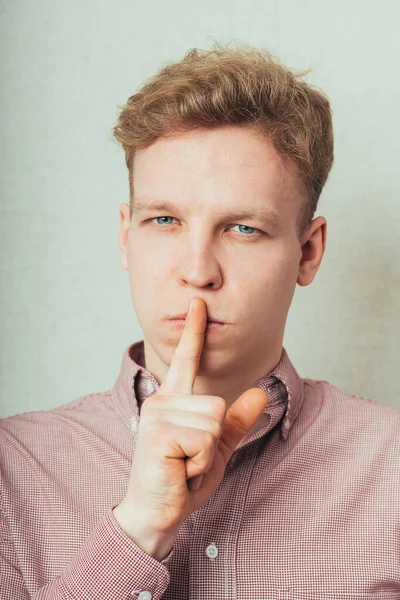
[1,0,399,418]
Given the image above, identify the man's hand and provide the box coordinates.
[113,297,268,558]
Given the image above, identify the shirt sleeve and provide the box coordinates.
[2,504,174,600]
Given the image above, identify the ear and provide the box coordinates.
[297,216,327,287]
[119,203,131,271]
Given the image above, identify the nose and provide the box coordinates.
[177,239,223,291]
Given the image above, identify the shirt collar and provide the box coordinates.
[111,341,304,441]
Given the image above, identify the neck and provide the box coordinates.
[142,338,283,410]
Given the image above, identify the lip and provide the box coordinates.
[168,313,224,323]
[167,319,228,333]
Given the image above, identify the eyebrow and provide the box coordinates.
[132,197,283,228]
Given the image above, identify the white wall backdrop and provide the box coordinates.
[1,0,399,418]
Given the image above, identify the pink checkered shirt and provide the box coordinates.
[1,341,399,599]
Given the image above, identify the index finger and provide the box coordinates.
[159,297,207,395]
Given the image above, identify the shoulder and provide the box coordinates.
[303,376,400,418]
[301,377,400,452]
[0,389,113,445]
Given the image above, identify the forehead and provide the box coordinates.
[133,126,303,221]
[135,125,289,172]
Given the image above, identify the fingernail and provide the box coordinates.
[189,298,196,315]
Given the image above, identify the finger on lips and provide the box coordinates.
[157,297,209,492]
[159,297,207,396]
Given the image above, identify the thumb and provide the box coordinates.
[219,387,269,464]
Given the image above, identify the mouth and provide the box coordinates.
[167,318,228,333]
[168,313,224,324]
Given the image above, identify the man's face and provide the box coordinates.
[120,125,314,378]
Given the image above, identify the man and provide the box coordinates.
[1,44,399,599]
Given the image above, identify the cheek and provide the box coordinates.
[238,249,299,319]
[237,246,297,290]
[127,235,168,280]
[267,254,299,302]
[273,256,298,287]
[267,255,300,317]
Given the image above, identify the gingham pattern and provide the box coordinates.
[1,341,399,599]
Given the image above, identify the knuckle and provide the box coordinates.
[141,402,160,423]
[210,418,221,438]
[144,394,162,408]
[212,395,227,418]
[203,430,215,447]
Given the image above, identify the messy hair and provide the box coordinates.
[113,42,334,241]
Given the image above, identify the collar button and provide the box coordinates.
[146,380,155,394]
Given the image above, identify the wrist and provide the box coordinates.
[112,503,176,561]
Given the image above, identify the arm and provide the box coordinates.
[0,504,30,600]
[1,503,173,600]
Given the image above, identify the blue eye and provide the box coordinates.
[149,217,262,237]
[153,216,175,225]
[231,224,256,235]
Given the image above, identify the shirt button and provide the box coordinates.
[146,380,155,394]
[205,543,218,559]
[137,592,152,600]
[283,417,291,430]
[130,418,137,433]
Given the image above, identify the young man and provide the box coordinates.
[1,45,399,598]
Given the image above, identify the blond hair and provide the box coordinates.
[113,42,334,240]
